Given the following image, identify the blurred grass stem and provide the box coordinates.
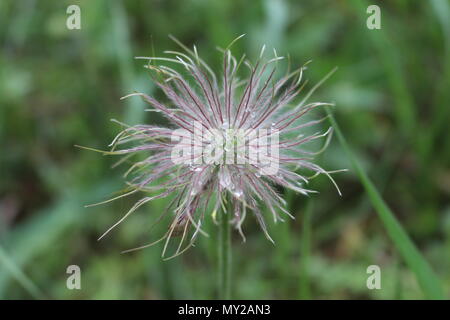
[0,246,44,299]
[326,108,444,300]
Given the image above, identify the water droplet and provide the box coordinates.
[233,189,243,198]
[219,168,232,188]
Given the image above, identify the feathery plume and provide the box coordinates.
[81,36,344,258]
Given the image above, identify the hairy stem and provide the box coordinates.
[218,202,232,299]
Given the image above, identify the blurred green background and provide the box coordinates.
[1,0,449,299]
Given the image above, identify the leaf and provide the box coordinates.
[326,108,445,300]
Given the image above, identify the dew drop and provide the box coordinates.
[219,168,232,188]
[233,190,243,198]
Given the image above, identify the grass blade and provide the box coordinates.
[0,246,44,299]
[326,108,445,299]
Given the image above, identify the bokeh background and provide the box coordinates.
[1,0,449,299]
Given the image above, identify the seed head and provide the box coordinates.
[84,36,343,258]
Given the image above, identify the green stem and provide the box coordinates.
[218,205,231,299]
[299,199,313,300]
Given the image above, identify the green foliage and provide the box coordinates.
[0,0,448,299]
